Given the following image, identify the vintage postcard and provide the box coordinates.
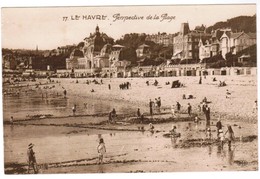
[1,4,258,174]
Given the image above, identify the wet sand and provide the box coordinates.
[3,75,258,174]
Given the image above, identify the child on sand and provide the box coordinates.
[194,116,199,123]
[171,105,175,117]
[170,125,177,135]
[10,116,14,125]
[206,128,212,140]
[97,138,106,164]
[72,104,76,116]
[149,123,154,132]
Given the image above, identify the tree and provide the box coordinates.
[119,47,137,64]
[77,42,85,48]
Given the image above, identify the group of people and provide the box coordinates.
[145,80,159,86]
[204,116,235,150]
[85,79,103,85]
[119,82,131,90]
[24,101,237,174]
[149,97,162,116]
[219,81,227,87]
[214,118,235,150]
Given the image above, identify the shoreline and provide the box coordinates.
[22,75,258,122]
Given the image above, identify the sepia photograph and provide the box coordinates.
[1,2,258,175]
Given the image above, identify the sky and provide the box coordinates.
[1,4,256,50]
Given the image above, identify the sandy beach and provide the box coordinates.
[3,75,258,174]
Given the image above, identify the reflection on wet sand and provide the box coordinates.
[227,149,235,165]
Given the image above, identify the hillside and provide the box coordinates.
[206,15,256,33]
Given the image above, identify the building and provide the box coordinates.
[172,23,211,62]
[198,29,225,61]
[198,39,211,61]
[66,25,114,73]
[220,31,256,59]
[238,54,251,65]
[66,49,85,69]
[109,44,126,66]
[145,32,174,46]
[136,44,151,58]
[57,45,74,55]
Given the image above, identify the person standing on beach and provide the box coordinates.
[137,108,141,118]
[10,116,14,125]
[111,108,117,119]
[205,105,211,127]
[216,117,223,139]
[72,104,76,116]
[108,84,111,90]
[149,99,154,116]
[199,76,202,84]
[176,102,181,112]
[206,128,212,140]
[63,89,67,98]
[187,103,192,116]
[158,97,161,108]
[27,143,38,174]
[202,101,207,114]
[225,125,235,150]
[97,138,106,164]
